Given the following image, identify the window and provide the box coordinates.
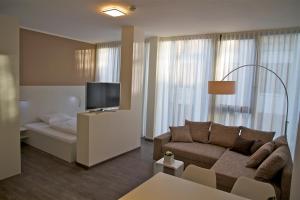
[253,32,300,148]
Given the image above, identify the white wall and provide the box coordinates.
[0,15,21,180]
[290,114,300,200]
[20,86,85,125]
[144,37,159,140]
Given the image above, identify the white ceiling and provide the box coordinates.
[1,0,300,43]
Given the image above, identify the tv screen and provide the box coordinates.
[86,82,120,110]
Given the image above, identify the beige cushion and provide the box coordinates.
[250,140,264,154]
[212,149,256,189]
[255,146,289,181]
[273,136,288,148]
[209,123,240,148]
[162,142,226,167]
[246,141,275,168]
[185,120,211,143]
[230,137,254,155]
[240,126,275,144]
[170,126,193,142]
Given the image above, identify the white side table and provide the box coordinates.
[154,158,184,177]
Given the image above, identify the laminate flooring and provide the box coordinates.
[0,139,154,200]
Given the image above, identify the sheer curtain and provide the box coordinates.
[75,49,95,81]
[213,32,256,126]
[154,35,216,136]
[254,30,300,153]
[95,41,121,82]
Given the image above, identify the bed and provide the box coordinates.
[24,115,77,163]
[20,86,85,163]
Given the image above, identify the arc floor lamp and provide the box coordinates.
[208,64,289,136]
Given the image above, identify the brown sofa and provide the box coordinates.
[153,131,293,200]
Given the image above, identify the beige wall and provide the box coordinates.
[119,26,134,109]
[20,29,96,86]
[0,15,21,180]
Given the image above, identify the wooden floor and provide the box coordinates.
[0,140,154,200]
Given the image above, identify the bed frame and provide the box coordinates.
[25,129,76,163]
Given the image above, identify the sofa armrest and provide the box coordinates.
[153,132,171,160]
[280,158,293,200]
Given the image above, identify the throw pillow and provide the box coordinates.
[185,120,211,143]
[246,141,275,168]
[209,122,240,148]
[170,126,193,143]
[240,126,275,144]
[250,140,265,154]
[230,136,255,155]
[255,145,290,181]
[39,113,72,124]
[273,136,288,149]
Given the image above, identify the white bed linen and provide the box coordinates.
[25,122,76,144]
[49,118,77,135]
[39,113,72,124]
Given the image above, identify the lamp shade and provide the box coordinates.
[208,81,236,95]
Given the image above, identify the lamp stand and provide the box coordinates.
[220,64,289,136]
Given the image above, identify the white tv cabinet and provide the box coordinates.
[76,111,142,167]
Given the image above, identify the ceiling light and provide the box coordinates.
[102,8,126,17]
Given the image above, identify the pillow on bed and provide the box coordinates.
[49,118,77,135]
[39,113,72,124]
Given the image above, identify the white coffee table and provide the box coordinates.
[153,158,184,177]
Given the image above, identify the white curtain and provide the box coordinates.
[154,36,216,136]
[95,41,121,82]
[254,30,300,155]
[213,32,256,126]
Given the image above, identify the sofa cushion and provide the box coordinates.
[240,126,275,144]
[246,141,275,168]
[170,126,193,142]
[255,145,290,181]
[209,123,240,148]
[162,142,226,167]
[212,149,256,189]
[230,136,254,155]
[273,136,288,149]
[250,140,265,154]
[185,120,211,143]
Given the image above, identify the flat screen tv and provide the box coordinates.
[85,82,120,111]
